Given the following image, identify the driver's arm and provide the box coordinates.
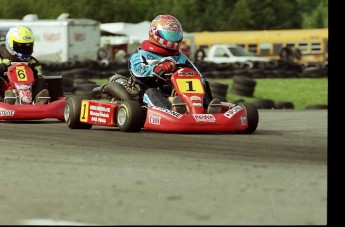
[129,50,156,78]
[28,58,43,79]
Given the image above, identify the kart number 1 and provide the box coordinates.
[176,79,204,94]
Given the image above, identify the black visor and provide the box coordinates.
[13,41,33,55]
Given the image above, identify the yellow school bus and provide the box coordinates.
[191,28,328,63]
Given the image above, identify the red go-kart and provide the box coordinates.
[64,63,258,133]
[0,62,66,121]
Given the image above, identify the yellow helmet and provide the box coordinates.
[5,26,34,61]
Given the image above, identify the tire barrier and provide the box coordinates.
[208,81,229,102]
[251,99,276,109]
[42,58,327,81]
[230,75,257,97]
[194,48,206,63]
[231,98,246,104]
[42,59,327,109]
[274,101,295,109]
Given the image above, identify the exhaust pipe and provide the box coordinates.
[92,82,132,101]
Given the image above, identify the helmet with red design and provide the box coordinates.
[149,15,183,51]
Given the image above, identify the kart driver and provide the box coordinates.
[0,26,49,104]
[127,14,221,113]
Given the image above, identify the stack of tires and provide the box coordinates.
[230,75,257,97]
[208,80,229,102]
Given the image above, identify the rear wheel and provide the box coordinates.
[64,95,92,129]
[238,102,259,134]
[117,100,145,132]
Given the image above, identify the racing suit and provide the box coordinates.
[0,43,47,99]
[129,40,213,109]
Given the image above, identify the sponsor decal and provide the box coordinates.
[224,106,243,119]
[192,102,202,107]
[152,106,183,119]
[74,33,85,41]
[178,71,194,76]
[149,115,161,125]
[0,110,15,116]
[190,95,201,101]
[89,104,111,123]
[44,33,61,42]
[240,116,247,125]
[193,114,216,122]
[15,84,31,90]
[23,35,32,40]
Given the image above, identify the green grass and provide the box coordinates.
[91,78,328,110]
[214,78,328,109]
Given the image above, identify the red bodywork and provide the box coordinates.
[78,66,251,133]
[0,63,66,120]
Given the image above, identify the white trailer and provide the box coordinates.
[0,14,101,63]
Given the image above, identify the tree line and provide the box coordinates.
[0,0,328,32]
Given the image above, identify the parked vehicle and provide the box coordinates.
[192,28,328,64]
[195,44,269,64]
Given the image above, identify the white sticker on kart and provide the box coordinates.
[192,114,216,122]
[190,96,202,101]
[178,71,194,76]
[0,110,15,116]
[152,106,183,119]
[224,106,243,119]
[240,116,247,125]
[89,104,111,123]
[149,115,161,125]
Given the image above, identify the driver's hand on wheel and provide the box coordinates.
[153,60,176,76]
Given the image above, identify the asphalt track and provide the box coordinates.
[0,110,327,225]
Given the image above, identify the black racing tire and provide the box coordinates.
[194,48,206,62]
[233,75,257,87]
[97,47,110,60]
[230,88,254,97]
[294,48,302,60]
[231,82,255,94]
[116,100,146,132]
[251,99,276,109]
[209,82,229,97]
[62,77,74,87]
[279,47,294,61]
[275,101,295,109]
[212,95,227,102]
[238,102,259,134]
[231,98,246,104]
[64,95,92,129]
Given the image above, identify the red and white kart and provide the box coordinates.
[64,64,258,133]
[0,62,66,121]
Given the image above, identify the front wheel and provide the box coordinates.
[116,100,146,132]
[238,102,259,134]
[64,95,92,129]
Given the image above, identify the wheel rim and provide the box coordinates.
[64,104,70,122]
[117,107,127,126]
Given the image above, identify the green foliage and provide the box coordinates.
[0,0,328,31]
